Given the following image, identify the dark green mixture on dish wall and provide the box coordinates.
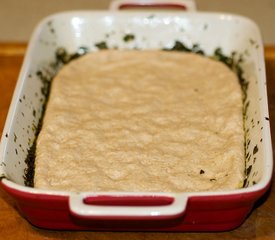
[23,40,249,188]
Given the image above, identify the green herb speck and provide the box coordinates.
[123,34,135,42]
[95,41,108,50]
[14,133,17,143]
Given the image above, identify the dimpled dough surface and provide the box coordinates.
[34,50,244,192]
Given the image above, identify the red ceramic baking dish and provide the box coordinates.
[0,0,273,231]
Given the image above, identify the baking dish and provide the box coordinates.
[0,0,273,231]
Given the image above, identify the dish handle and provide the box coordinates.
[109,0,197,11]
[69,193,188,220]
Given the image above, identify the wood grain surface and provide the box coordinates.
[0,43,274,239]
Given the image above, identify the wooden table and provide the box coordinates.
[0,43,274,239]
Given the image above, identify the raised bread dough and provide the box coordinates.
[34,50,244,192]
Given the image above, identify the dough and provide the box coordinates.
[34,50,244,192]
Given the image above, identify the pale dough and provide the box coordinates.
[34,50,244,192]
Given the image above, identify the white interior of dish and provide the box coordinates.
[0,11,272,192]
